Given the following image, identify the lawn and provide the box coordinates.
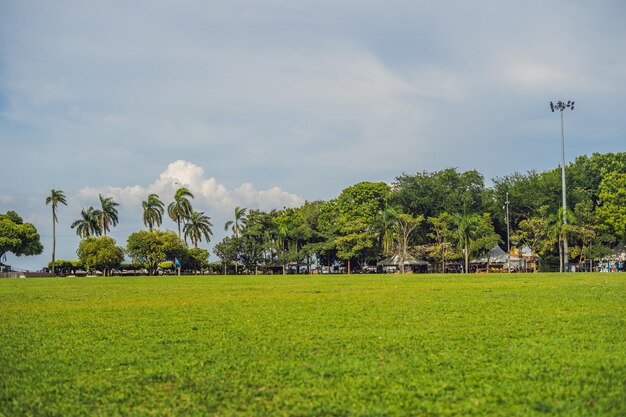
[0,273,624,416]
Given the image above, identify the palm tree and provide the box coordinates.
[98,194,119,236]
[142,193,165,231]
[375,206,398,256]
[71,207,102,238]
[183,211,213,248]
[168,187,194,238]
[454,213,481,274]
[224,206,247,237]
[45,189,68,275]
[550,207,576,272]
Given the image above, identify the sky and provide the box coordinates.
[1,0,625,271]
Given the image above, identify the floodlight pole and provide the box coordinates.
[550,100,574,272]
[560,111,569,273]
[505,192,510,273]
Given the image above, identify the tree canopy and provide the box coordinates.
[0,211,43,261]
[76,236,124,276]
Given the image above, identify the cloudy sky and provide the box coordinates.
[1,0,625,271]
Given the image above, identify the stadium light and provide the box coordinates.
[550,100,574,272]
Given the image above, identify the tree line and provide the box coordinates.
[3,152,625,275]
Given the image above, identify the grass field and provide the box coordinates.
[0,273,624,416]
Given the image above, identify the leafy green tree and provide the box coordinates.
[547,207,577,272]
[47,259,83,275]
[472,213,502,272]
[273,207,307,273]
[375,205,399,257]
[184,247,210,273]
[168,187,194,239]
[239,209,276,274]
[513,206,554,272]
[272,210,291,274]
[568,152,626,205]
[142,193,165,232]
[213,236,241,275]
[224,206,248,237]
[0,211,43,262]
[454,213,500,273]
[76,236,124,276]
[71,207,102,238]
[488,170,561,236]
[393,168,485,223]
[597,172,626,243]
[297,201,328,273]
[315,200,340,271]
[427,212,457,273]
[394,213,424,273]
[45,189,68,274]
[335,182,391,273]
[126,230,187,275]
[454,213,479,273]
[98,194,119,236]
[183,210,213,248]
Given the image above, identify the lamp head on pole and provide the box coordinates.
[550,100,575,112]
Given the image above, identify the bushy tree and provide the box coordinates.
[184,247,210,273]
[126,230,187,275]
[213,236,241,275]
[393,168,485,222]
[76,236,124,276]
[597,172,626,243]
[335,182,391,273]
[0,211,43,262]
[394,213,424,273]
[426,212,457,273]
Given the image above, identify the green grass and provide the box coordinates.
[0,273,624,416]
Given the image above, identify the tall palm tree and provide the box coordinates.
[45,189,68,275]
[142,193,165,231]
[183,210,213,248]
[454,213,481,274]
[375,206,398,256]
[98,194,119,236]
[168,187,194,238]
[224,206,247,237]
[71,207,102,238]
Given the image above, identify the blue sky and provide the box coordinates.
[1,0,625,271]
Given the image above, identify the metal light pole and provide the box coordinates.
[505,192,510,273]
[550,100,574,272]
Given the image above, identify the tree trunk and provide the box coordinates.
[464,245,469,274]
[558,234,563,273]
[347,258,351,274]
[51,209,56,275]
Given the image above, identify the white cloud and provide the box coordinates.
[77,160,304,213]
[0,195,14,204]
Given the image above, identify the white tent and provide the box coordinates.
[472,245,521,265]
[612,243,626,261]
[377,254,429,267]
